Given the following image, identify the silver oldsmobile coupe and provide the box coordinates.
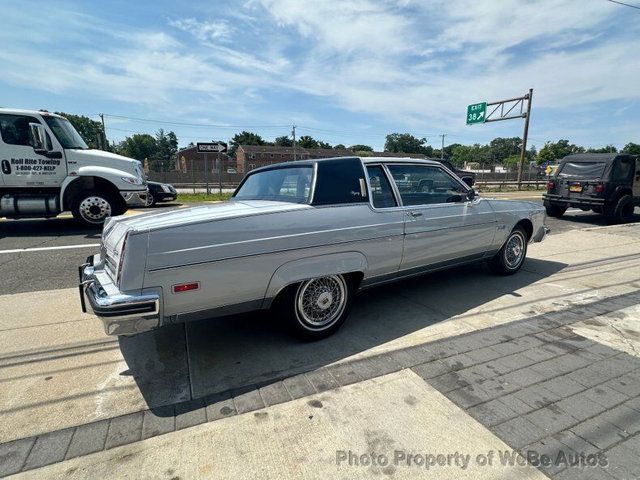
[80,157,548,340]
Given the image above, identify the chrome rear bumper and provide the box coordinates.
[79,255,160,336]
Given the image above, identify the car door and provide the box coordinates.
[0,113,67,188]
[385,163,496,271]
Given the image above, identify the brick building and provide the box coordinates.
[236,145,354,173]
[174,145,233,173]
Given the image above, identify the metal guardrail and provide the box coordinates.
[475,180,547,191]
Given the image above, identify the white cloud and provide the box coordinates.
[168,18,232,43]
[1,0,639,146]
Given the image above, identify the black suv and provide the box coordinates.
[543,153,639,222]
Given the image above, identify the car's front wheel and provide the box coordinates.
[279,274,353,340]
[488,226,528,275]
[145,192,156,207]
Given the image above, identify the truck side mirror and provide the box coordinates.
[28,123,49,153]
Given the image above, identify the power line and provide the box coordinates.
[107,127,222,140]
[99,113,290,129]
[605,0,640,10]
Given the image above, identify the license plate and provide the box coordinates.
[569,184,582,193]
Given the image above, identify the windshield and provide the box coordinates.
[558,162,606,179]
[234,166,313,203]
[43,116,88,149]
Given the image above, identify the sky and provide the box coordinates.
[1,0,639,151]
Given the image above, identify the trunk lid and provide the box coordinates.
[114,200,311,232]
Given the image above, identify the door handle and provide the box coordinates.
[407,211,423,217]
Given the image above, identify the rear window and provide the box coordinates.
[558,162,606,179]
[234,165,313,203]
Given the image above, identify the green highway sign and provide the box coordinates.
[466,102,487,125]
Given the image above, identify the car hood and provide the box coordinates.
[114,200,312,232]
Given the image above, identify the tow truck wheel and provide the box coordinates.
[71,190,121,227]
[545,204,567,218]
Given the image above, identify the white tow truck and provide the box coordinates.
[0,108,147,226]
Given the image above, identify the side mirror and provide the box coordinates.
[28,123,49,153]
[467,188,476,201]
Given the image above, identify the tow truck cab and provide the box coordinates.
[0,108,147,226]
[543,153,639,222]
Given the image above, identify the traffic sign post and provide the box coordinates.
[197,143,227,195]
[466,102,487,125]
[197,142,227,153]
[465,90,533,189]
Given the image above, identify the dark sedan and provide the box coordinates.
[146,181,178,206]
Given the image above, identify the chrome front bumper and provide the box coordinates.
[533,225,550,243]
[121,189,148,207]
[79,255,160,336]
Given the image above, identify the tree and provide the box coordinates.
[622,142,640,155]
[333,144,346,149]
[384,133,433,156]
[503,154,521,171]
[586,145,617,153]
[451,144,491,167]
[296,135,331,149]
[349,144,373,152]
[152,129,178,172]
[536,139,585,165]
[274,135,293,147]
[55,112,103,149]
[116,133,157,163]
[489,137,521,163]
[230,131,266,154]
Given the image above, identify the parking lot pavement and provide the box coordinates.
[1,210,640,478]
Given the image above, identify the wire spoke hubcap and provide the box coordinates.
[296,275,347,329]
[79,196,111,223]
[504,232,525,268]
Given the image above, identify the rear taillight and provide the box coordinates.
[546,180,555,192]
[116,233,129,285]
[594,183,605,194]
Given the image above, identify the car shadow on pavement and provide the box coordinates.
[556,211,640,228]
[119,257,567,414]
[0,217,101,239]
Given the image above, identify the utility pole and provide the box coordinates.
[517,88,533,190]
[204,153,210,195]
[439,134,447,160]
[99,113,107,151]
[217,146,222,195]
[292,125,297,160]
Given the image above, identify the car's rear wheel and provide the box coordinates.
[279,274,353,340]
[611,195,634,223]
[545,204,566,218]
[488,226,528,275]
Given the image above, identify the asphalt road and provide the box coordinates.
[1,200,638,295]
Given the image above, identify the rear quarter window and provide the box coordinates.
[312,158,367,205]
[558,162,606,179]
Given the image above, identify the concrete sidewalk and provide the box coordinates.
[1,224,639,478]
[11,370,547,480]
